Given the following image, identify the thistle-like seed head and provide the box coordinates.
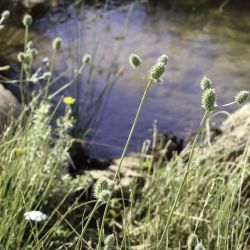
[148,62,166,82]
[200,76,212,91]
[52,37,62,51]
[104,234,116,248]
[82,54,91,64]
[194,156,206,168]
[1,10,10,19]
[93,177,114,201]
[23,14,32,27]
[201,88,216,111]
[194,242,206,250]
[234,90,249,104]
[99,190,112,204]
[157,54,168,66]
[187,233,198,250]
[129,54,141,68]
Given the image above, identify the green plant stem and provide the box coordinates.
[157,110,208,248]
[96,80,153,250]
[77,201,99,242]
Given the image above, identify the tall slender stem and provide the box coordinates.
[158,110,208,248]
[96,80,152,249]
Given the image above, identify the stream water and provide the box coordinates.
[5,1,250,158]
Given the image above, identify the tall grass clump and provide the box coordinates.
[0,7,249,249]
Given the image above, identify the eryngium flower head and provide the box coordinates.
[187,233,198,250]
[129,54,141,68]
[201,88,216,111]
[194,242,206,250]
[104,234,116,250]
[157,54,168,66]
[194,156,206,168]
[94,177,114,201]
[82,54,91,64]
[24,211,47,222]
[52,37,62,51]
[200,76,212,91]
[148,62,166,82]
[99,190,112,204]
[234,90,249,104]
[22,14,32,26]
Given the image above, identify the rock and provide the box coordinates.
[85,154,143,194]
[0,84,21,131]
[209,103,250,161]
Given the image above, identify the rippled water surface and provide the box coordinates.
[32,3,250,158]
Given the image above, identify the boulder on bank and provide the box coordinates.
[0,84,21,131]
[84,103,250,191]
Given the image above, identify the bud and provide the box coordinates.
[82,54,91,64]
[234,90,249,104]
[157,54,168,66]
[200,76,212,91]
[23,14,32,26]
[129,54,141,68]
[187,233,198,250]
[194,242,206,250]
[104,234,116,250]
[1,10,10,20]
[52,37,62,51]
[201,88,216,111]
[148,62,166,82]
[194,156,206,168]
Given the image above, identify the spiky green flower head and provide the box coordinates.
[234,90,249,104]
[148,61,166,82]
[157,54,168,66]
[22,14,32,27]
[194,242,206,250]
[99,190,112,204]
[194,156,206,168]
[82,54,91,64]
[52,37,62,52]
[104,234,116,250]
[1,10,10,19]
[187,233,198,250]
[129,54,142,68]
[200,76,212,91]
[201,88,216,111]
[93,177,114,201]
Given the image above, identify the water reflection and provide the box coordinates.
[14,3,250,157]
